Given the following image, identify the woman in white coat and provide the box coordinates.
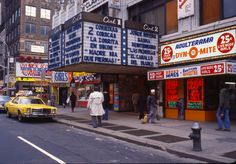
[87,86,105,128]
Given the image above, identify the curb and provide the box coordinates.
[55,118,229,163]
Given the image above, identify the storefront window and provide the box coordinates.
[77,84,94,101]
[201,0,236,26]
[187,78,204,109]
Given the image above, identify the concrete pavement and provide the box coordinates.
[54,106,236,163]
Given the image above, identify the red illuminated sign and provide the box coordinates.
[187,78,204,109]
[165,80,178,108]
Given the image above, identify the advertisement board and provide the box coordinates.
[227,62,236,74]
[64,13,83,66]
[160,29,236,65]
[16,62,51,78]
[48,25,62,69]
[52,72,69,83]
[148,61,230,81]
[83,15,122,65]
[125,21,159,67]
[178,0,194,19]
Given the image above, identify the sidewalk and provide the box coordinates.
[55,106,236,163]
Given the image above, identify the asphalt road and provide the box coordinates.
[0,114,201,163]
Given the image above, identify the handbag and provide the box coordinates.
[66,97,70,104]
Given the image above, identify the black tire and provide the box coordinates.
[18,111,24,122]
[6,109,11,118]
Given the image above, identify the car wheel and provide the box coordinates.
[6,109,11,118]
[18,111,24,122]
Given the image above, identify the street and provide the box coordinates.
[0,114,200,163]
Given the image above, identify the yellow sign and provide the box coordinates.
[16,77,50,82]
[73,72,94,76]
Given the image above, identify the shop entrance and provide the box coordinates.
[59,87,68,106]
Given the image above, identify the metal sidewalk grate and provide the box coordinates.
[122,129,160,136]
[101,123,117,127]
[147,134,189,143]
[103,126,136,131]
[222,150,236,159]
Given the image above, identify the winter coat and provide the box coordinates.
[219,88,231,109]
[87,91,105,116]
[70,94,77,108]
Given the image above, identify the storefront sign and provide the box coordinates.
[81,0,108,12]
[178,0,194,19]
[64,14,82,66]
[148,61,230,81]
[148,71,164,80]
[125,21,159,67]
[52,72,69,83]
[83,15,122,65]
[187,78,204,109]
[160,29,236,65]
[31,45,45,53]
[16,62,51,78]
[49,25,62,69]
[74,73,101,84]
[227,62,236,74]
[200,63,225,75]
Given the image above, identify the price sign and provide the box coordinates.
[200,63,225,75]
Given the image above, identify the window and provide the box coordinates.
[25,41,35,52]
[40,8,51,19]
[201,0,236,25]
[200,0,220,25]
[40,25,50,35]
[223,0,236,19]
[166,0,178,34]
[25,23,36,33]
[25,6,36,17]
[128,0,178,35]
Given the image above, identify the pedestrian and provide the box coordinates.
[62,91,67,108]
[132,92,140,113]
[51,93,56,107]
[70,92,77,112]
[102,90,109,120]
[216,83,231,131]
[87,86,105,128]
[147,89,157,123]
[138,94,146,120]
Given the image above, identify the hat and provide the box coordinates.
[151,89,155,93]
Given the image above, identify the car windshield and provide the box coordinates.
[19,98,44,105]
[0,96,11,101]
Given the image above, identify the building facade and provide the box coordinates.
[51,0,236,121]
[2,0,60,96]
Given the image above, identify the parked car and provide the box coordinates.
[5,96,57,121]
[0,95,11,112]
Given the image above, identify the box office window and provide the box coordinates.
[128,0,178,35]
[201,0,236,26]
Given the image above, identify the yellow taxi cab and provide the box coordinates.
[5,95,57,121]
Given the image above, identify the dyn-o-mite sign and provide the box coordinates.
[83,17,122,65]
[161,29,236,65]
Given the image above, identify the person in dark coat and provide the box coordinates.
[102,90,109,120]
[147,89,157,123]
[216,83,231,131]
[138,94,146,120]
[70,92,77,112]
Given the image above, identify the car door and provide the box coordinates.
[9,97,19,116]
